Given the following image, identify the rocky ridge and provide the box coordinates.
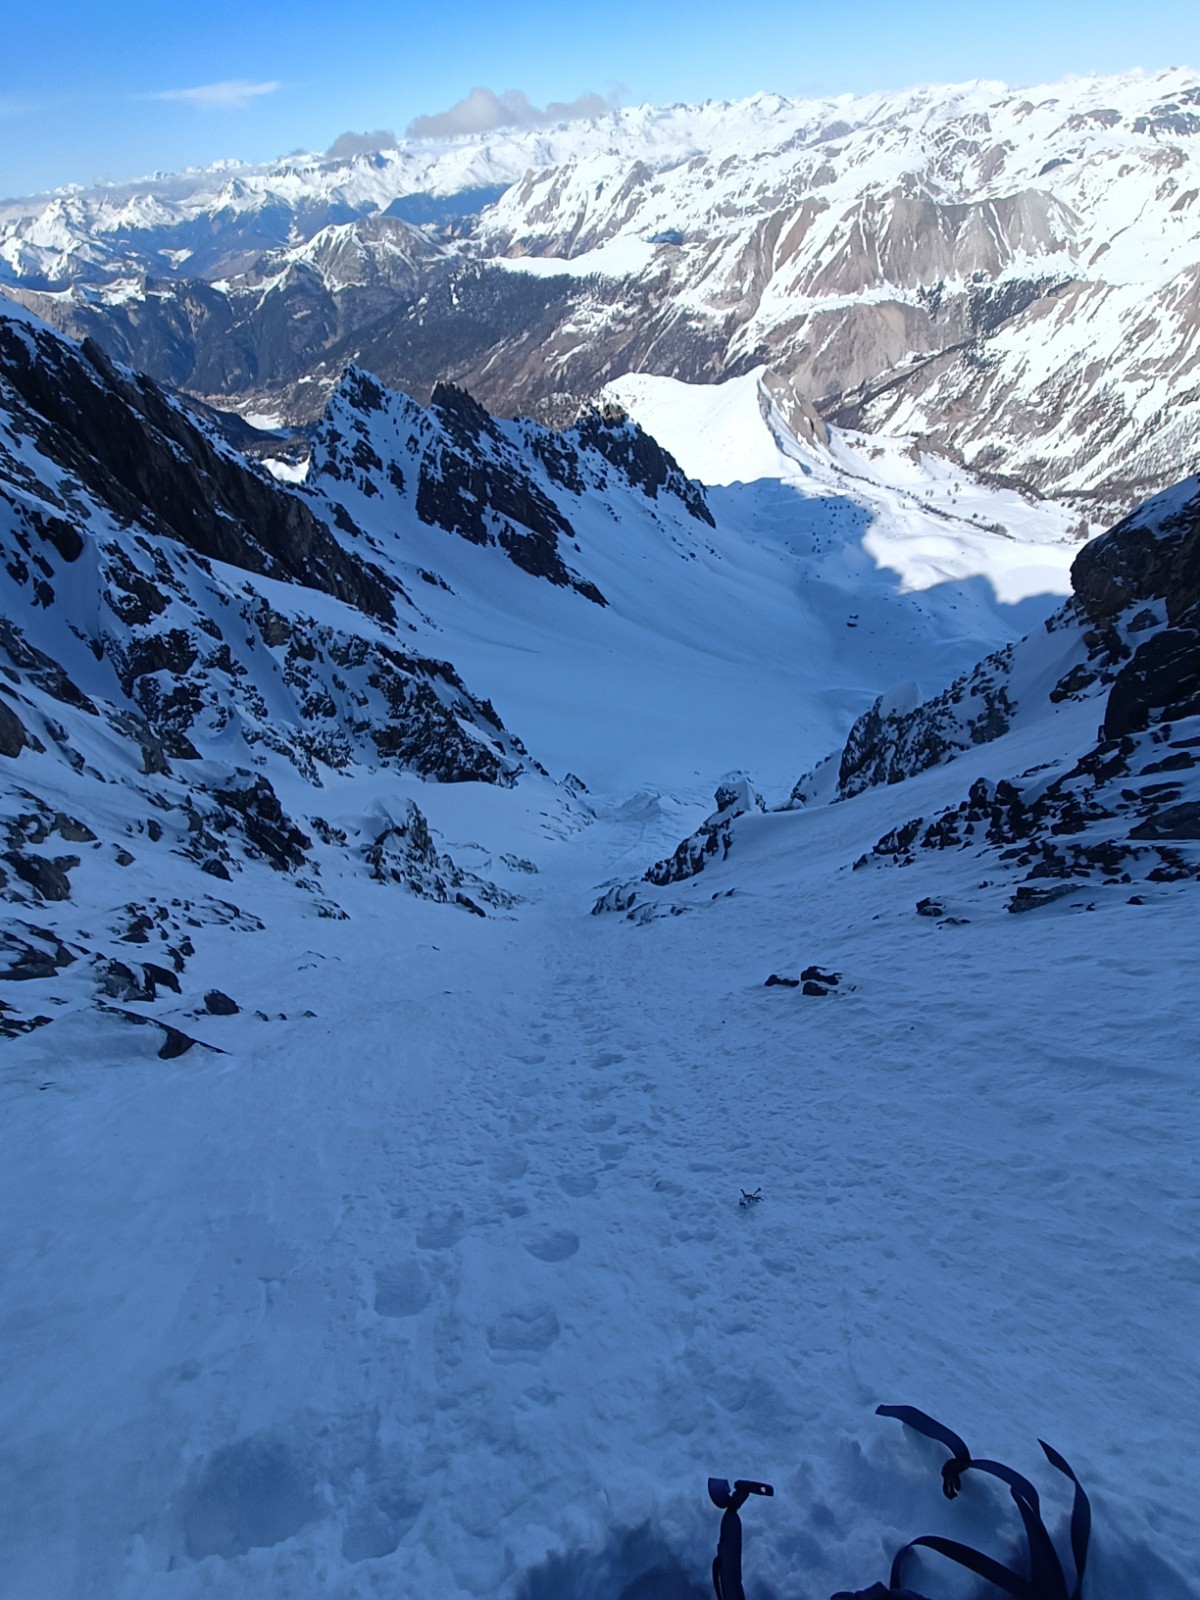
[7,305,713,1041]
[306,365,713,603]
[0,299,734,1045]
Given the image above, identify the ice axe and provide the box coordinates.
[708,1476,774,1600]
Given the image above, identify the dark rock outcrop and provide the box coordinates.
[0,696,28,758]
[572,402,714,526]
[3,851,76,902]
[1104,624,1200,738]
[644,778,764,889]
[1072,476,1200,626]
[363,800,517,915]
[832,666,1014,800]
[1,924,77,980]
[593,778,765,916]
[0,313,395,622]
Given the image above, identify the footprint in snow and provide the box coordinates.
[487,1303,560,1360]
[179,1435,318,1561]
[415,1209,466,1250]
[341,1486,422,1563]
[487,1149,529,1181]
[524,1228,580,1263]
[373,1262,431,1318]
[558,1170,598,1197]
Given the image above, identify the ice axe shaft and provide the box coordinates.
[708,1477,773,1599]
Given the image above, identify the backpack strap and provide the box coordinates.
[877,1407,1087,1600]
[875,1405,970,1497]
[712,1505,745,1600]
[709,1477,772,1600]
[890,1533,1035,1599]
[1039,1441,1091,1600]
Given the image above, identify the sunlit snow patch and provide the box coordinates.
[493,235,659,280]
[605,368,1081,605]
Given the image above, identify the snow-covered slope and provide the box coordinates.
[609,470,1200,923]
[4,70,1199,513]
[0,306,1078,1040]
[2,311,1197,1600]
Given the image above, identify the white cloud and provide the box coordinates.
[326,129,398,159]
[407,86,623,140]
[149,80,281,110]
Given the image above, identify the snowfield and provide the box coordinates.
[3,695,1196,1600]
[1,356,1197,1600]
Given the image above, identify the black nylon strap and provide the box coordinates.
[713,1505,745,1600]
[876,1406,970,1466]
[890,1534,1034,1599]
[966,1457,1043,1512]
[875,1405,971,1498]
[877,1407,1085,1600]
[1039,1440,1091,1600]
[1012,1487,1068,1600]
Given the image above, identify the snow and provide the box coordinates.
[262,454,309,484]
[875,680,923,719]
[492,236,659,280]
[2,671,1197,1600]
[605,368,1080,606]
[1,340,1197,1600]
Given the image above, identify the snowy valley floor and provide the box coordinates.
[2,760,1197,1600]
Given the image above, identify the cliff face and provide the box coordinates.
[0,315,396,623]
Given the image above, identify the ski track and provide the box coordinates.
[1,789,1196,1600]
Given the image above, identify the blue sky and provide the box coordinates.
[3,0,1198,197]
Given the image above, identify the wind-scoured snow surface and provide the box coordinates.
[1,333,1197,1599]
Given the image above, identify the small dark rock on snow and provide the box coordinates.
[1007,883,1076,913]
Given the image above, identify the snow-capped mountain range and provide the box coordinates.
[4,68,1200,518]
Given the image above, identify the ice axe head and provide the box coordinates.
[709,1477,774,1512]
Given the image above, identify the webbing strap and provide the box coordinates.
[967,1458,1042,1511]
[1012,1486,1069,1600]
[890,1534,1033,1599]
[713,1506,745,1600]
[1040,1440,1091,1600]
[877,1406,1088,1600]
[876,1405,969,1495]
